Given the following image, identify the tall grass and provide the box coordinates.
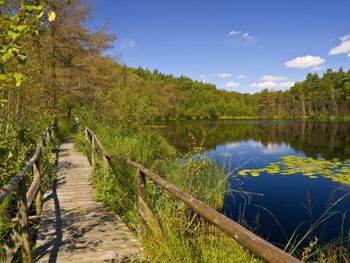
[74,123,260,262]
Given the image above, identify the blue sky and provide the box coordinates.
[88,0,350,93]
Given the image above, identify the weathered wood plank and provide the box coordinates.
[17,178,31,262]
[34,139,143,262]
[138,197,162,234]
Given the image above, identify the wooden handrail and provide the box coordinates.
[0,127,54,263]
[84,127,301,263]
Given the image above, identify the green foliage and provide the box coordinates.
[0,123,35,186]
[0,0,55,91]
[238,155,350,185]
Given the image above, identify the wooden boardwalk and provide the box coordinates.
[34,139,143,262]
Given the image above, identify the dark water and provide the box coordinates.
[159,120,350,249]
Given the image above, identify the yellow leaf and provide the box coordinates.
[238,170,249,176]
[48,11,56,22]
[251,171,260,177]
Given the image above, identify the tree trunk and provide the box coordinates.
[301,96,306,116]
[50,24,58,130]
[331,88,338,115]
[66,104,72,119]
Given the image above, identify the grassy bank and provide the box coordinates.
[166,115,350,121]
[74,121,261,262]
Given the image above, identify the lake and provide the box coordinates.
[159,120,350,250]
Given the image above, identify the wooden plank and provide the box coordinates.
[26,160,40,209]
[136,169,146,235]
[17,178,31,262]
[138,197,162,234]
[34,140,143,262]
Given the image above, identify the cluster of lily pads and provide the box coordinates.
[238,155,350,185]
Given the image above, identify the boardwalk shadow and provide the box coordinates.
[35,140,142,262]
[35,179,141,262]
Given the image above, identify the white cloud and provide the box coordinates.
[250,81,295,89]
[201,72,233,80]
[228,30,241,36]
[348,53,350,58]
[242,32,253,40]
[248,141,263,148]
[237,75,247,79]
[284,55,325,69]
[216,72,232,79]
[226,142,240,149]
[278,81,295,88]
[228,30,253,40]
[219,152,232,158]
[223,81,240,87]
[329,34,350,55]
[263,143,289,154]
[261,75,287,82]
[121,39,136,49]
[341,35,350,42]
[257,81,277,88]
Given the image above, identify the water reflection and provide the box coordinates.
[160,120,350,160]
[159,120,350,249]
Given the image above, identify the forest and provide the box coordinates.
[1,0,350,262]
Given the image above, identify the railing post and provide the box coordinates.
[136,169,146,236]
[34,160,42,216]
[49,126,55,141]
[102,155,109,168]
[85,128,89,142]
[46,130,50,145]
[17,177,32,263]
[91,136,96,168]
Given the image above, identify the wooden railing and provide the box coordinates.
[0,128,54,263]
[84,127,301,263]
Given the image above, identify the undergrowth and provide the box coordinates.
[0,127,58,261]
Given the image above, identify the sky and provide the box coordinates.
[87,0,350,94]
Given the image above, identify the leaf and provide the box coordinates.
[48,11,56,22]
[2,52,13,63]
[16,25,26,32]
[37,11,44,19]
[238,170,249,176]
[16,53,27,65]
[251,171,260,177]
[0,74,6,81]
[23,5,42,12]
[13,73,26,87]
[0,99,7,107]
[8,30,20,40]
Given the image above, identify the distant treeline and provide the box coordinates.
[87,64,350,125]
[128,67,350,120]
